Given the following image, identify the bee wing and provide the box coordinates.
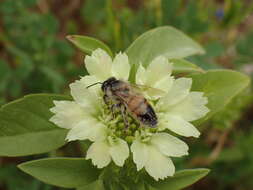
[130,83,167,97]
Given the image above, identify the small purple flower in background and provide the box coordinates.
[215,8,224,21]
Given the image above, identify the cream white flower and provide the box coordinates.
[50,49,131,168]
[86,137,129,168]
[136,56,174,99]
[131,132,188,181]
[131,62,209,180]
[156,78,209,137]
[50,48,209,181]
[85,48,130,81]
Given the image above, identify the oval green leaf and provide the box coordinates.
[190,70,250,123]
[0,94,70,156]
[78,180,105,190]
[171,58,204,74]
[126,26,205,67]
[67,35,113,57]
[148,168,210,190]
[18,157,100,188]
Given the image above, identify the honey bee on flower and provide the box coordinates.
[87,76,160,128]
[49,48,209,180]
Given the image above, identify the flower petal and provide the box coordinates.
[150,75,174,98]
[86,141,111,168]
[146,56,173,85]
[136,64,147,85]
[111,52,130,80]
[151,133,188,157]
[84,48,112,81]
[145,146,175,180]
[49,101,85,129]
[66,119,107,142]
[69,76,101,113]
[110,138,129,167]
[81,75,101,96]
[157,78,192,110]
[135,57,174,99]
[131,139,148,171]
[168,92,209,121]
[161,114,200,137]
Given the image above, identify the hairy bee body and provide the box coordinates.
[101,77,157,127]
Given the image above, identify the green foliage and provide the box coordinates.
[1,0,253,190]
[148,169,210,190]
[126,26,205,81]
[170,59,204,74]
[2,25,250,190]
[0,94,69,156]
[206,127,253,189]
[0,0,75,103]
[0,164,54,190]
[0,60,11,104]
[190,70,250,123]
[126,26,205,67]
[237,32,253,58]
[211,90,252,130]
[18,158,100,188]
[188,42,225,70]
[67,35,113,57]
[78,180,105,190]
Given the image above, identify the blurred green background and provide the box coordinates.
[0,0,253,189]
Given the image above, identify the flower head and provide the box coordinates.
[50,48,209,180]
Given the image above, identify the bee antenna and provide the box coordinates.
[86,82,102,89]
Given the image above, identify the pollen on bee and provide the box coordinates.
[101,102,156,141]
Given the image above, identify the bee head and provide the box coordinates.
[101,77,117,92]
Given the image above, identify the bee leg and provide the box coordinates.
[111,104,119,119]
[120,104,129,129]
[103,95,110,105]
[103,95,116,119]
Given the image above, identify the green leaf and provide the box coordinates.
[126,26,205,67]
[66,35,113,57]
[190,70,250,122]
[136,181,146,190]
[18,158,100,188]
[0,59,11,82]
[0,94,70,156]
[170,58,204,74]
[148,168,209,190]
[78,180,105,190]
[146,185,158,190]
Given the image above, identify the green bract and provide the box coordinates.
[0,26,250,190]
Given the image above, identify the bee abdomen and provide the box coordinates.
[138,104,157,127]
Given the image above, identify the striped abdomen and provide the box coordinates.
[125,95,157,127]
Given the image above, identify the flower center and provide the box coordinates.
[99,103,158,143]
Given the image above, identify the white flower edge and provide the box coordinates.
[156,78,209,138]
[135,57,174,99]
[85,48,130,81]
[86,138,129,168]
[131,133,188,180]
[49,100,86,129]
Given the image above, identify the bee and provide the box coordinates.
[87,77,159,128]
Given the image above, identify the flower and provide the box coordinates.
[49,48,209,181]
[136,56,174,99]
[50,49,131,168]
[84,48,130,81]
[155,77,209,138]
[86,136,129,168]
[131,131,188,181]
